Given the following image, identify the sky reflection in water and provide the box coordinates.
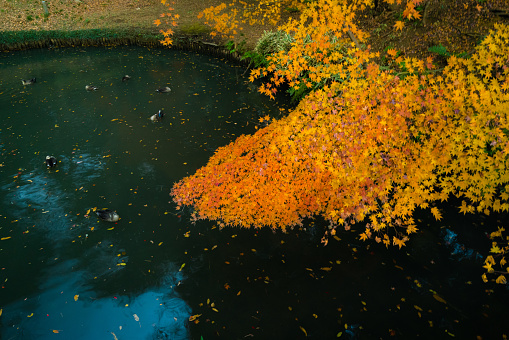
[0,46,281,339]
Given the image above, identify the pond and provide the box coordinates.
[0,45,508,339]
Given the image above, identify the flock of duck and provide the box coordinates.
[31,73,170,223]
[22,75,170,122]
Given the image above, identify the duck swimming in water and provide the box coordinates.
[45,155,57,168]
[95,209,120,222]
[85,85,98,91]
[150,109,165,122]
[156,86,171,93]
[22,78,36,85]
[122,75,131,82]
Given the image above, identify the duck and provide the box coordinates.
[95,209,120,222]
[45,155,57,168]
[122,75,131,82]
[22,78,36,85]
[150,109,165,122]
[156,86,171,93]
[85,85,98,91]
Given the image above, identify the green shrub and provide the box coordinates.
[255,30,294,57]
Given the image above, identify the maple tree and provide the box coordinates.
[160,0,509,280]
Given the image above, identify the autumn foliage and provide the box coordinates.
[161,0,509,279]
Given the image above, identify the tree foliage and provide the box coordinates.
[165,0,509,257]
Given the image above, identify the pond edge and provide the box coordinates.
[0,29,248,65]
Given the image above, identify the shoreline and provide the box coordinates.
[0,28,249,65]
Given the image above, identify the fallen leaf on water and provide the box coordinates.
[300,326,307,336]
[179,263,185,271]
[133,314,139,322]
[433,294,447,304]
[52,330,60,333]
[158,242,163,246]
[1,237,11,240]
[212,308,219,312]
[189,314,202,322]
[320,267,332,271]
[0,309,2,316]
[74,294,79,301]
[27,313,33,317]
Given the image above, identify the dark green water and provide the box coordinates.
[0,46,508,339]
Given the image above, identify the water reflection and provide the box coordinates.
[0,46,285,339]
[2,260,190,340]
[2,46,508,340]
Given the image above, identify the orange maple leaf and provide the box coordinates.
[394,21,405,31]
[387,48,398,58]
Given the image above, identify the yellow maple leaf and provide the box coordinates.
[490,245,502,253]
[430,207,442,221]
[394,21,405,31]
[495,275,507,284]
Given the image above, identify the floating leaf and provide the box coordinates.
[432,294,447,304]
[179,263,185,271]
[133,314,140,322]
[496,275,507,284]
[299,326,307,336]
[74,294,79,301]
[189,314,202,322]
